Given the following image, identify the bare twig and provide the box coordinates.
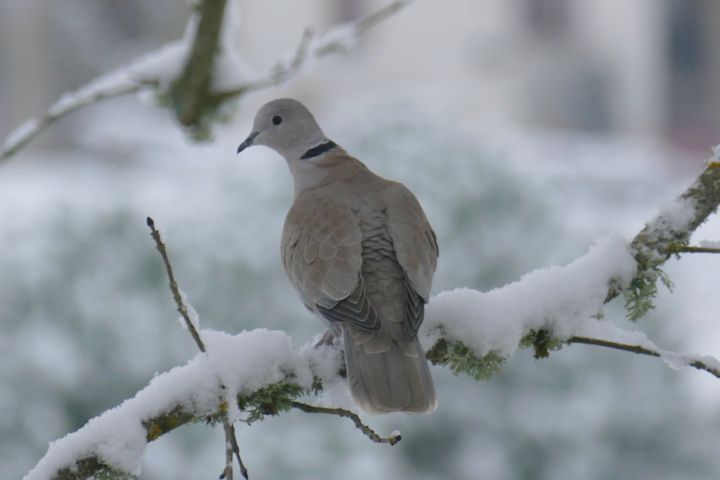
[228,421,249,479]
[214,28,314,101]
[665,244,720,255]
[146,216,206,353]
[220,421,249,480]
[147,217,248,479]
[221,421,234,480]
[2,0,412,161]
[290,401,401,445]
[211,0,413,101]
[568,336,720,379]
[354,0,412,34]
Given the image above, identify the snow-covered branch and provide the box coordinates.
[23,329,339,480]
[568,336,720,379]
[1,81,150,161]
[26,212,720,479]
[1,0,413,161]
[211,0,415,101]
[613,160,720,319]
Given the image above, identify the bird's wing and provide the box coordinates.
[282,190,380,331]
[384,182,438,303]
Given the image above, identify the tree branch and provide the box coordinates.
[1,0,412,161]
[606,162,720,306]
[290,401,401,445]
[221,421,248,480]
[568,336,720,379]
[211,0,414,101]
[1,82,145,161]
[146,216,206,353]
[169,0,227,126]
[664,243,720,255]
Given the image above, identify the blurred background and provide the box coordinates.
[1,1,720,479]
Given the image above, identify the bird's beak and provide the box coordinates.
[237,132,259,154]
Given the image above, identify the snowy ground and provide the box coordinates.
[2,95,720,480]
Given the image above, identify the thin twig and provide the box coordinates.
[290,401,401,445]
[146,216,206,353]
[146,217,249,478]
[1,0,411,160]
[568,336,720,379]
[1,82,145,161]
[221,421,234,480]
[212,0,413,101]
[216,27,315,98]
[353,0,412,35]
[227,421,249,479]
[665,244,720,255]
[220,420,249,480]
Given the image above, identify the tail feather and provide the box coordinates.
[343,327,436,414]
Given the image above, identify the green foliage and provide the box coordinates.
[520,329,564,359]
[236,380,306,424]
[623,265,674,321]
[55,458,135,480]
[426,338,505,381]
[310,375,323,395]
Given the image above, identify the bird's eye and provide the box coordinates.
[272,115,283,126]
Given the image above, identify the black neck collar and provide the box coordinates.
[300,141,337,160]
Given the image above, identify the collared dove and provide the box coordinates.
[237,98,437,414]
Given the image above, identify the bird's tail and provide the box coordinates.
[342,327,436,414]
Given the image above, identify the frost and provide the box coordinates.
[424,234,636,359]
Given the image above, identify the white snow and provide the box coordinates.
[211,0,252,91]
[23,328,334,480]
[4,0,249,160]
[311,22,359,54]
[2,118,39,155]
[178,289,201,331]
[45,39,190,121]
[653,196,697,234]
[709,145,720,166]
[698,240,720,249]
[423,234,637,357]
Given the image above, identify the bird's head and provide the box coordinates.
[237,98,328,160]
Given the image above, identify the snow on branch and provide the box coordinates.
[1,0,413,161]
[613,160,720,319]
[424,159,720,378]
[23,329,340,480]
[25,154,720,479]
[211,0,415,101]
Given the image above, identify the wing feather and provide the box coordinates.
[282,190,379,331]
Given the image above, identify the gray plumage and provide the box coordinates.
[238,98,438,414]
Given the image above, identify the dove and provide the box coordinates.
[237,98,437,414]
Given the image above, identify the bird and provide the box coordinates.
[237,98,438,414]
